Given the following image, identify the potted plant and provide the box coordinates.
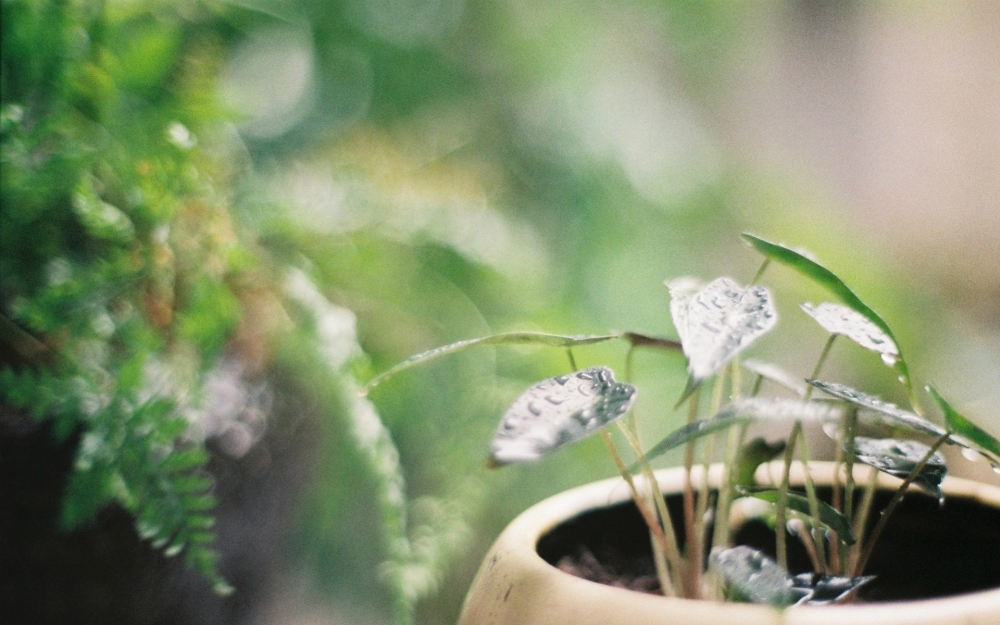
[366,233,1000,624]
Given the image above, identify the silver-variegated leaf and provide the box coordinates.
[801,302,900,366]
[806,380,945,437]
[489,366,636,466]
[852,437,947,499]
[668,277,777,382]
[711,546,805,607]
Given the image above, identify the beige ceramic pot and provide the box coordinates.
[458,462,1000,625]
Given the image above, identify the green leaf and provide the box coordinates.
[852,437,947,499]
[634,398,840,469]
[800,302,900,367]
[362,331,621,394]
[741,233,913,394]
[633,414,750,470]
[667,276,777,383]
[927,385,1000,467]
[734,437,787,489]
[489,366,636,466]
[742,359,807,396]
[711,546,805,607]
[738,488,857,545]
[806,380,944,437]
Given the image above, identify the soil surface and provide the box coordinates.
[538,487,1000,602]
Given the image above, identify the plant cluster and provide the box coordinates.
[369,233,1000,606]
[0,0,256,594]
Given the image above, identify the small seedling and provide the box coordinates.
[366,233,1000,606]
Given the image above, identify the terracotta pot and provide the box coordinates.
[458,462,1000,625]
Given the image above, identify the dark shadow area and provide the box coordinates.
[537,487,1000,602]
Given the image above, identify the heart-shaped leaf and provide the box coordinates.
[742,233,913,396]
[791,573,876,605]
[363,331,621,393]
[742,359,807,396]
[667,276,777,382]
[711,546,806,607]
[800,302,900,366]
[852,437,948,499]
[927,385,1000,467]
[806,380,945,437]
[489,366,635,466]
[738,488,857,544]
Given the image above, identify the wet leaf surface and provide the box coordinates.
[667,277,776,383]
[928,385,1000,467]
[489,366,635,466]
[741,233,912,393]
[791,573,876,605]
[800,302,900,366]
[852,437,947,499]
[737,488,856,544]
[711,546,804,607]
[806,380,945,437]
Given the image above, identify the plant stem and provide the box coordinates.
[776,334,836,571]
[796,427,828,573]
[565,347,577,372]
[853,433,949,576]
[600,429,682,596]
[840,407,858,574]
[614,419,685,596]
[750,258,771,285]
[682,385,700,594]
[849,466,879,574]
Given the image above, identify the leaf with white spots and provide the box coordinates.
[667,277,777,383]
[806,380,945,437]
[801,302,900,366]
[851,437,947,499]
[489,366,636,466]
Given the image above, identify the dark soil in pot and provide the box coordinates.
[537,487,1000,602]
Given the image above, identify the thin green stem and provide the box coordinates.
[840,407,858,574]
[854,434,949,576]
[750,258,771,285]
[775,420,800,571]
[682,385,700,593]
[565,347,578,372]
[849,467,880,574]
[601,430,681,596]
[796,427,827,573]
[803,335,837,401]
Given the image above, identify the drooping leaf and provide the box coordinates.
[800,302,900,367]
[633,398,838,469]
[738,488,856,544]
[631,414,750,470]
[667,276,777,383]
[852,437,947,499]
[734,437,787,489]
[742,359,807,396]
[806,380,945,437]
[741,233,912,394]
[362,331,621,393]
[791,573,876,605]
[927,384,1000,467]
[488,366,636,466]
[711,546,806,607]
[717,397,844,423]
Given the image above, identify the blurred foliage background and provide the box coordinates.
[2,1,998,624]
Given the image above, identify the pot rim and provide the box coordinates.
[461,461,1000,625]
